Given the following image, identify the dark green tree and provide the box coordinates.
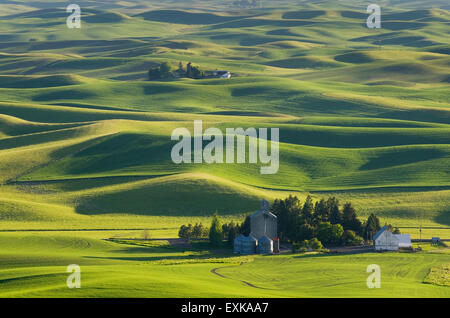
[295,223,314,242]
[328,197,342,225]
[342,230,364,246]
[209,213,223,247]
[317,222,343,245]
[271,195,302,242]
[314,198,329,223]
[178,223,194,240]
[222,221,239,245]
[148,67,161,80]
[301,195,314,224]
[309,238,323,250]
[239,215,251,236]
[192,223,207,239]
[159,61,172,78]
[342,202,363,234]
[363,213,381,241]
[186,62,192,78]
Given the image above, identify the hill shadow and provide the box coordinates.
[434,208,450,226]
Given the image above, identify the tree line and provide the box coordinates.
[178,214,243,247]
[178,195,398,248]
[148,61,205,80]
[271,195,395,247]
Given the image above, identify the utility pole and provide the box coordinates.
[419,225,422,244]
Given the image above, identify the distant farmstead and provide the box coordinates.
[234,199,278,255]
[212,70,231,79]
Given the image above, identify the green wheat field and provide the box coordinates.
[0,0,448,297]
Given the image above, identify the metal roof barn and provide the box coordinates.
[250,199,277,241]
[233,234,245,254]
[257,235,273,254]
[240,235,258,255]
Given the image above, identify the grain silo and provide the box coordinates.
[240,235,258,255]
[257,235,273,254]
[233,234,245,254]
[250,199,277,241]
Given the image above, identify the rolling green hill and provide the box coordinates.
[0,0,448,298]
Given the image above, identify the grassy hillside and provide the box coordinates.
[0,0,448,298]
[0,232,448,297]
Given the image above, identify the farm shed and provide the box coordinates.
[257,235,273,254]
[233,234,245,254]
[432,237,441,245]
[374,226,399,251]
[395,234,412,248]
[240,235,258,255]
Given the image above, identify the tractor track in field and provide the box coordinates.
[210,265,277,290]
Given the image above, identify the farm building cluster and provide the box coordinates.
[234,199,280,255]
[373,226,412,251]
[234,199,418,254]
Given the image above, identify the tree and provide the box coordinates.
[178,223,194,240]
[178,224,187,238]
[317,222,343,245]
[227,222,239,244]
[314,198,329,224]
[222,221,239,245]
[186,62,192,78]
[209,213,223,247]
[328,197,342,225]
[148,66,161,80]
[295,223,314,242]
[309,238,323,250]
[159,61,172,78]
[271,195,303,242]
[239,215,251,236]
[342,202,363,234]
[301,195,314,224]
[193,223,207,239]
[330,224,344,245]
[363,213,381,241]
[342,230,364,246]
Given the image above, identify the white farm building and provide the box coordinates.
[395,234,412,248]
[373,226,412,251]
[373,226,399,251]
[212,71,231,79]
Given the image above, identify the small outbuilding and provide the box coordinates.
[240,235,258,255]
[257,235,273,254]
[233,234,245,254]
[373,226,399,251]
[432,237,441,245]
[395,234,412,248]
